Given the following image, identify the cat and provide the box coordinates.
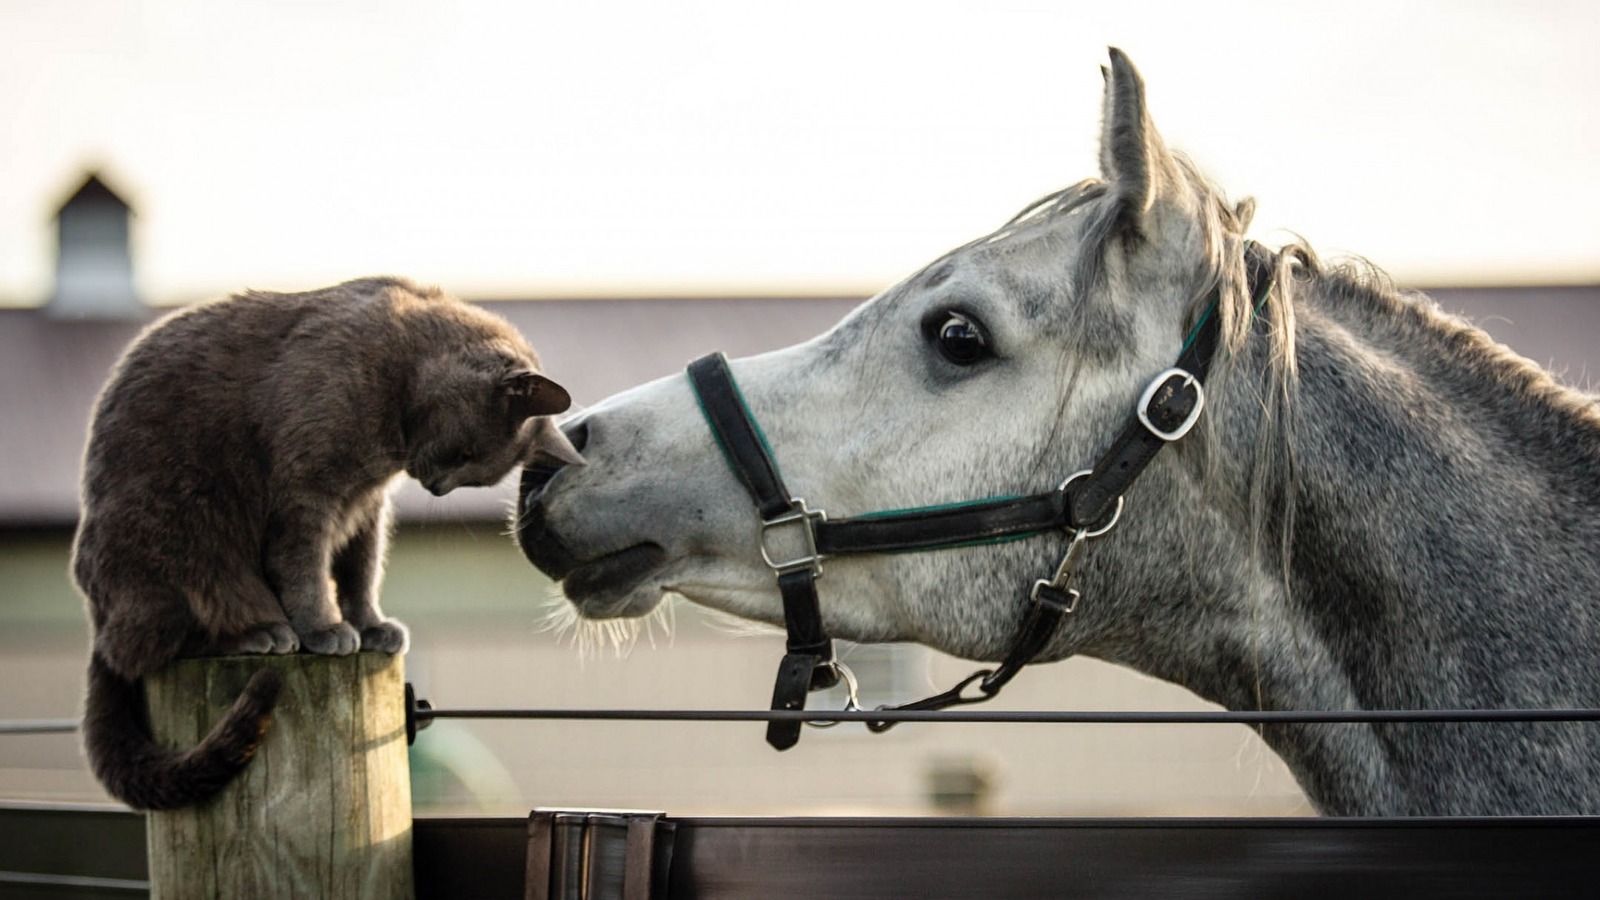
[71,276,581,810]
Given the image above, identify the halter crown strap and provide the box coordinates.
[1067,241,1276,528]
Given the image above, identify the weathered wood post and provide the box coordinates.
[145,652,414,899]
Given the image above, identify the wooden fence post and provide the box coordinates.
[144,652,414,899]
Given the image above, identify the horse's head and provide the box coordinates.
[518,49,1267,664]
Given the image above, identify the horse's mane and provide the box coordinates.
[1298,250,1600,445]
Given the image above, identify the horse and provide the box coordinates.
[517,48,1600,816]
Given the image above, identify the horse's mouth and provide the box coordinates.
[557,542,669,617]
[518,441,668,616]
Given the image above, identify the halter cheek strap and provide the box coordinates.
[687,242,1276,750]
[688,355,839,750]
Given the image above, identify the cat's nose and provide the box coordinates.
[425,478,450,497]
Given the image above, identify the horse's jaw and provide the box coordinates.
[551,546,781,627]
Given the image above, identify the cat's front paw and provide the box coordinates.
[360,620,410,655]
[256,622,300,654]
[299,622,361,656]
[224,623,300,655]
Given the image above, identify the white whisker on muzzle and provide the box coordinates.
[536,584,677,660]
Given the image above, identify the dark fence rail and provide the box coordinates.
[0,803,147,899]
[8,704,1600,897]
[6,804,1599,900]
[410,705,1600,725]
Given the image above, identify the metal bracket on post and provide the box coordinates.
[406,682,433,746]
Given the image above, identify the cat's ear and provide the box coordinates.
[502,370,571,419]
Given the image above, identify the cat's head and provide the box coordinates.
[405,349,577,496]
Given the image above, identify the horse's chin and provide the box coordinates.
[559,543,669,618]
[569,593,664,620]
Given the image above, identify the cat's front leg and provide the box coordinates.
[263,504,360,655]
[333,497,408,654]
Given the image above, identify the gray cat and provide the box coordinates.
[72,276,579,810]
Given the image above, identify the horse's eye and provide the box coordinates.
[935,312,990,365]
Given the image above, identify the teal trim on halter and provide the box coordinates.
[1181,259,1276,355]
[1180,303,1216,355]
[883,529,1045,554]
[842,495,1057,553]
[692,366,785,480]
[849,495,1027,519]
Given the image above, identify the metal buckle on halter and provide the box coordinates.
[1136,367,1205,442]
[761,498,827,575]
[1030,471,1122,606]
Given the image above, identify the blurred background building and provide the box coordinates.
[1,0,1596,818]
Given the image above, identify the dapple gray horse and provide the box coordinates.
[519,49,1600,816]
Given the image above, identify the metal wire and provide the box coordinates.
[10,708,1600,736]
[0,719,78,735]
[413,707,1600,726]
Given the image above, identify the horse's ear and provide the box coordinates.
[502,369,572,420]
[1098,47,1185,239]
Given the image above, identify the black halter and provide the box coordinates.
[687,243,1276,750]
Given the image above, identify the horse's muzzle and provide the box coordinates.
[515,422,672,611]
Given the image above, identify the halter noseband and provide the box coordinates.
[687,243,1276,750]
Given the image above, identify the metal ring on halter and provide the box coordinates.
[1058,470,1123,537]
[805,661,862,729]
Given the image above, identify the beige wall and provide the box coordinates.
[0,525,1308,816]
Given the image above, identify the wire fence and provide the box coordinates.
[0,719,78,736]
[10,706,1600,736]
[413,706,1600,726]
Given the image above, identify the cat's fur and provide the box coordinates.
[72,276,578,810]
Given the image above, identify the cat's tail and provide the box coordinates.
[82,654,284,811]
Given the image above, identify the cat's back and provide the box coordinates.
[113,276,412,370]
[91,276,418,416]
[80,278,424,502]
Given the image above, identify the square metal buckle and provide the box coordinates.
[1136,368,1205,442]
[761,498,827,575]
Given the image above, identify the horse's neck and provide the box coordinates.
[1215,276,1600,708]
[1131,279,1600,814]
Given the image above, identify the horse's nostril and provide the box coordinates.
[521,461,560,497]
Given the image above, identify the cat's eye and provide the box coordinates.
[930,311,991,365]
[454,447,477,466]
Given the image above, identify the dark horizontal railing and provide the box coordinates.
[10,707,1600,737]
[411,706,1600,725]
[11,804,1598,900]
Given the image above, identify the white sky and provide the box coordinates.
[1,0,1597,306]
